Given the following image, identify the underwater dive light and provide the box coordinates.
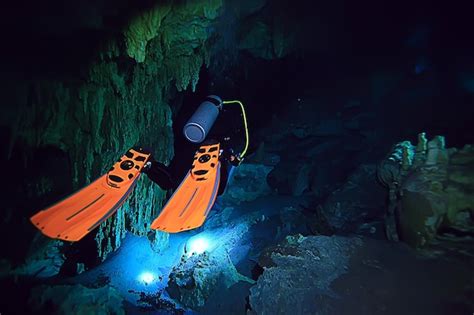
[186,235,211,256]
[138,271,156,285]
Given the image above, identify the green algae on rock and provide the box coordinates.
[123,0,222,91]
[379,134,474,248]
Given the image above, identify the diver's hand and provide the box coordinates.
[144,161,152,171]
[229,154,242,166]
[142,152,156,172]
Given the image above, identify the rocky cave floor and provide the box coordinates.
[3,157,473,315]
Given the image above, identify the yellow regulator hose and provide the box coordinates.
[222,100,249,159]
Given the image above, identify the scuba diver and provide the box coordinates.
[30,96,249,241]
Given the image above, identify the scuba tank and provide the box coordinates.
[183,95,222,143]
[183,95,249,160]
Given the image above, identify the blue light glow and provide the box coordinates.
[138,271,155,285]
[187,236,210,256]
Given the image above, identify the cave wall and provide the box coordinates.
[1,0,228,262]
[2,0,472,266]
[1,0,312,263]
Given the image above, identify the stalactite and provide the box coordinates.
[13,0,225,260]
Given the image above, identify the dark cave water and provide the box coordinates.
[1,0,473,314]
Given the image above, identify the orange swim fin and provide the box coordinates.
[30,148,151,242]
[151,142,221,233]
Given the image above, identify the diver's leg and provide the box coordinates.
[217,160,230,196]
[144,160,175,190]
